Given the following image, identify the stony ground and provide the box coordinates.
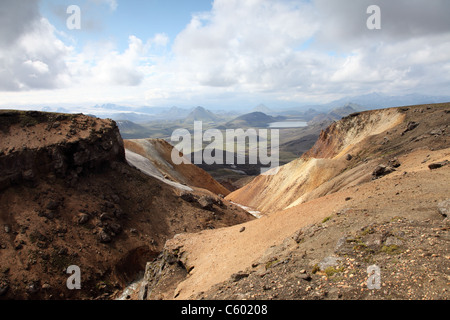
[195,206,450,300]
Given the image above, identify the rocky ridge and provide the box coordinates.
[0,111,253,300]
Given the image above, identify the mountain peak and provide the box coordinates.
[252,104,273,114]
[184,106,219,123]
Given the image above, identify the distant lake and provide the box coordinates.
[268,121,308,128]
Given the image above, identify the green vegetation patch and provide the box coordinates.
[381,244,403,255]
[322,216,332,224]
[324,266,345,278]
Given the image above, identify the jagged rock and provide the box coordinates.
[4,225,11,234]
[0,112,125,190]
[111,194,120,204]
[372,164,396,179]
[52,122,61,129]
[138,282,148,301]
[363,233,384,250]
[22,169,35,181]
[114,208,125,219]
[292,229,304,244]
[438,199,450,217]
[78,213,90,225]
[180,192,196,203]
[385,236,403,247]
[407,121,419,131]
[443,217,450,227]
[428,161,449,170]
[58,247,68,256]
[100,212,114,221]
[231,272,250,282]
[108,223,122,235]
[430,128,445,136]
[198,196,215,210]
[27,282,39,294]
[334,236,354,255]
[42,283,51,290]
[297,273,312,281]
[0,284,9,296]
[46,200,61,211]
[98,230,112,243]
[388,158,401,168]
[402,121,419,135]
[319,256,342,270]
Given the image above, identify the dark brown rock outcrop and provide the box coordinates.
[0,111,125,190]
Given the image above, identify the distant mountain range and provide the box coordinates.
[317,92,450,111]
[252,104,274,115]
[183,106,221,123]
[308,103,362,125]
[115,120,154,139]
[259,92,450,116]
[32,92,450,125]
[224,112,285,129]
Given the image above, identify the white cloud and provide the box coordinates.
[1,0,450,108]
[150,33,169,48]
[0,15,71,91]
[172,0,319,89]
[90,35,146,86]
[161,0,450,102]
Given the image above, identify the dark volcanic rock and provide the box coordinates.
[198,196,215,211]
[98,230,112,243]
[0,112,125,191]
[402,121,420,135]
[428,161,449,170]
[372,164,396,179]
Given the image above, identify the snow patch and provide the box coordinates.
[125,149,193,192]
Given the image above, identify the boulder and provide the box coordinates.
[198,196,215,210]
[428,161,449,170]
[402,121,419,135]
[438,199,450,217]
[78,213,90,225]
[231,272,250,282]
[98,230,112,243]
[319,256,342,270]
[334,236,354,255]
[388,158,401,168]
[180,192,196,203]
[372,164,396,179]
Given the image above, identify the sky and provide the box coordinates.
[0,0,450,111]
